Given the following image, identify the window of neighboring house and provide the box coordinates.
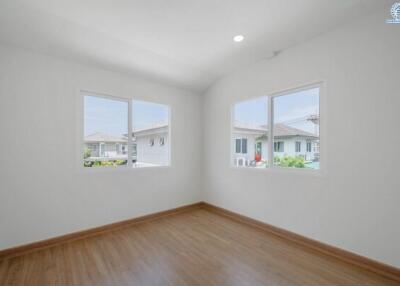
[235,139,241,153]
[100,143,106,157]
[313,142,320,153]
[132,142,137,159]
[232,96,268,167]
[133,100,170,167]
[306,141,312,152]
[235,138,248,154]
[241,138,247,153]
[82,92,170,168]
[295,141,301,152]
[232,84,321,170]
[86,143,98,156]
[274,141,284,152]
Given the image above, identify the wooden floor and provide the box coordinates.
[0,209,398,286]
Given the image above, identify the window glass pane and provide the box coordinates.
[274,142,284,152]
[235,139,241,153]
[132,100,169,167]
[233,97,268,168]
[273,87,320,169]
[84,95,128,167]
[295,141,301,152]
[241,139,247,154]
[306,141,312,152]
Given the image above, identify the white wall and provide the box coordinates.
[0,45,202,250]
[202,9,400,268]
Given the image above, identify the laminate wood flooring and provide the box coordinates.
[0,209,398,286]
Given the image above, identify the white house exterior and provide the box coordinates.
[84,122,169,167]
[232,122,319,167]
[133,123,169,167]
[84,133,128,161]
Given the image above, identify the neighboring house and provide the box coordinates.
[84,133,128,161]
[84,122,169,166]
[233,122,319,167]
[133,122,169,167]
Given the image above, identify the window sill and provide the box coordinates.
[230,165,324,177]
[78,165,171,173]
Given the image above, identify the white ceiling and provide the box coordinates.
[0,0,391,92]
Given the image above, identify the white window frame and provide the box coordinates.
[78,90,172,171]
[231,81,325,174]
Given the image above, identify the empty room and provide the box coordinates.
[0,0,399,285]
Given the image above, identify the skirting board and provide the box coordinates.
[0,202,203,261]
[201,202,400,283]
[0,201,399,282]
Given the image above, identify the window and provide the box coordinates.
[273,87,319,169]
[235,138,248,154]
[235,139,241,153]
[295,141,301,152]
[235,138,247,154]
[82,92,170,168]
[231,84,320,170]
[306,141,312,152]
[99,143,105,157]
[274,141,284,152]
[232,96,268,168]
[133,100,170,167]
[84,95,128,167]
[242,139,248,153]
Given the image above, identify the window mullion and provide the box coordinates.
[268,96,273,167]
[127,100,133,167]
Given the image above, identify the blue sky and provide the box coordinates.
[84,96,168,136]
[133,100,169,129]
[234,96,268,125]
[234,88,319,134]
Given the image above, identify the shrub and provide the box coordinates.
[90,160,126,167]
[274,156,305,168]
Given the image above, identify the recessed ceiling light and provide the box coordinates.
[233,35,244,42]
